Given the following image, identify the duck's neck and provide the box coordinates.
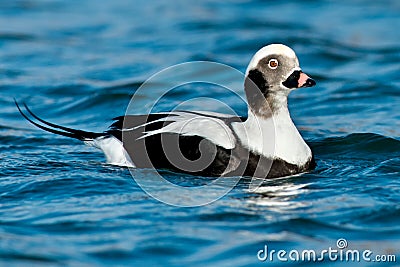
[244,73,290,118]
[232,97,312,166]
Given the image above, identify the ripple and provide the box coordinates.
[313,133,400,156]
[0,32,35,42]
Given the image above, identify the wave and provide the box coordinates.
[312,133,400,156]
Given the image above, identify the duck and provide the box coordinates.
[16,44,316,178]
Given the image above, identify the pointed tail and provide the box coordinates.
[15,100,107,141]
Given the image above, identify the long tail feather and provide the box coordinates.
[15,100,106,141]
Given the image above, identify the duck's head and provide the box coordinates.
[244,44,316,116]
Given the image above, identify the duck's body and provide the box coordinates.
[17,44,317,178]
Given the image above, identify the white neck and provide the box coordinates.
[232,105,312,166]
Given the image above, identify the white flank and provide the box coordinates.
[85,137,135,167]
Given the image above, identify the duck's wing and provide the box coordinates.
[107,111,246,150]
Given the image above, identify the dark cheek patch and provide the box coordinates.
[246,69,269,94]
[244,69,275,117]
[282,70,301,89]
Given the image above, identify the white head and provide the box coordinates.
[244,44,316,116]
[246,44,299,76]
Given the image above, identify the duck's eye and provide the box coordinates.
[268,59,279,69]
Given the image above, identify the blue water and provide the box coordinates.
[1,0,400,266]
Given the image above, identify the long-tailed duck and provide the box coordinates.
[17,44,316,178]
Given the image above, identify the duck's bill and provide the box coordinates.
[298,72,316,88]
[282,70,316,89]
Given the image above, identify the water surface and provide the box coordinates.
[0,0,399,266]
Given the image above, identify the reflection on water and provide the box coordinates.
[244,179,311,219]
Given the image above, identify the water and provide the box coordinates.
[1,0,399,266]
